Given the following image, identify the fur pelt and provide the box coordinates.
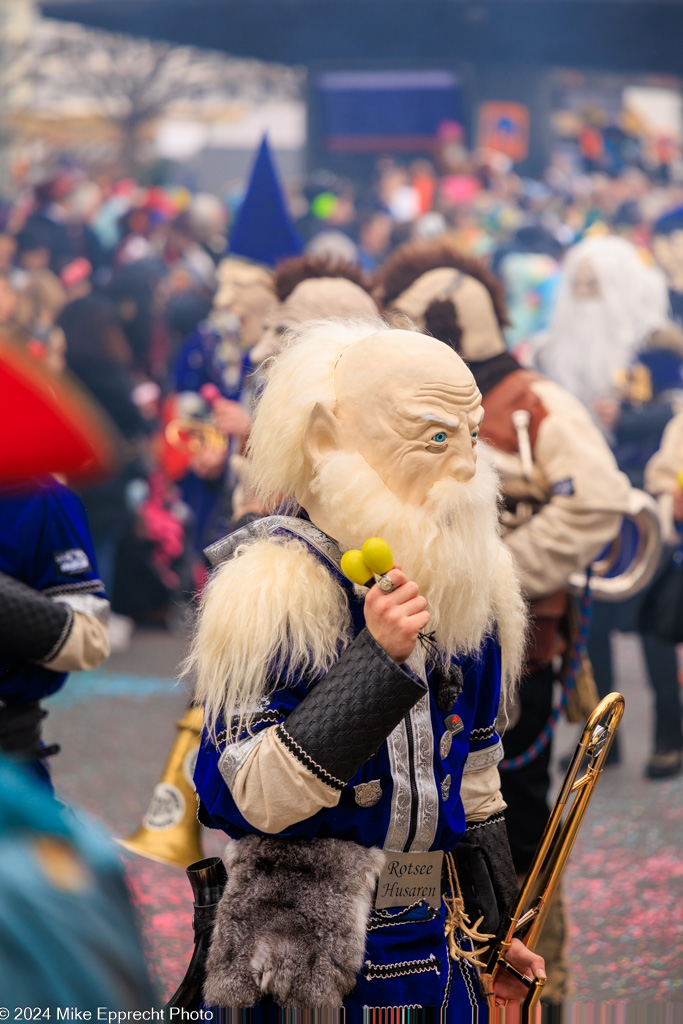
[184,537,352,741]
[275,255,371,302]
[374,239,510,327]
[204,836,386,1009]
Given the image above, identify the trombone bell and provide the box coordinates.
[119,705,205,869]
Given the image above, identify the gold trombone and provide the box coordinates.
[480,692,625,1018]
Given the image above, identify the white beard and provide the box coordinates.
[538,299,638,412]
[309,445,526,691]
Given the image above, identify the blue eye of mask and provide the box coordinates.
[431,432,447,443]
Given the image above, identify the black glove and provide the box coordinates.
[455,812,519,940]
[0,571,73,663]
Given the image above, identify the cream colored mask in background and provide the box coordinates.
[301,329,484,513]
[252,277,378,365]
[389,268,505,361]
[213,258,277,348]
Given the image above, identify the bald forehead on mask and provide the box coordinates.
[329,330,484,501]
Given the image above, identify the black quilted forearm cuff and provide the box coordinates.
[281,627,427,786]
[462,812,519,920]
[0,571,73,662]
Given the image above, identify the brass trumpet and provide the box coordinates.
[165,418,228,455]
[480,692,625,1018]
[119,705,205,869]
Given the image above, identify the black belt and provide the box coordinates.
[0,700,60,761]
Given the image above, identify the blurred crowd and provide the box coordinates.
[2,138,683,654]
[3,122,683,1012]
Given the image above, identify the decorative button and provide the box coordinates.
[444,714,464,735]
[354,780,382,807]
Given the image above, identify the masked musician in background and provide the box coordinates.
[532,233,683,780]
[374,240,634,1007]
[187,319,545,1018]
[0,476,110,790]
[635,413,683,777]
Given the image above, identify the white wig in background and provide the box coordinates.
[535,234,670,412]
[247,317,389,510]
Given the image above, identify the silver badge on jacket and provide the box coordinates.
[354,780,382,807]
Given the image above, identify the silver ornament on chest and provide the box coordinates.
[354,780,382,807]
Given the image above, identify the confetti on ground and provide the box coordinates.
[49,632,683,1007]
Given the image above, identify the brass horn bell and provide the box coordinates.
[119,705,205,869]
[568,488,662,602]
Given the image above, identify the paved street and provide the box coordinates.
[47,626,683,1009]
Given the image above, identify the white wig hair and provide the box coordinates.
[536,235,670,411]
[247,317,390,510]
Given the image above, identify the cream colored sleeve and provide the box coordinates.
[40,610,110,672]
[504,379,632,599]
[220,726,342,833]
[644,412,683,497]
[460,764,506,822]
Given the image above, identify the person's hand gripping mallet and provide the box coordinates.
[341,538,430,665]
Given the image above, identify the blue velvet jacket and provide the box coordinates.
[193,517,503,1018]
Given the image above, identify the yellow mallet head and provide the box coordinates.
[340,549,373,586]
[361,537,394,576]
[341,538,394,586]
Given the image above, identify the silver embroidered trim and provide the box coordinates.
[470,724,496,740]
[384,651,439,854]
[42,579,105,597]
[41,606,75,663]
[441,933,453,1013]
[462,740,503,775]
[465,812,505,832]
[218,730,267,788]
[458,951,479,1009]
[52,592,111,624]
[363,954,440,980]
[367,903,440,930]
[409,691,439,853]
[204,515,344,574]
[384,717,412,853]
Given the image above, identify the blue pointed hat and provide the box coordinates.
[228,136,303,267]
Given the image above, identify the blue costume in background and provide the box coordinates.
[0,477,108,787]
[194,518,507,1019]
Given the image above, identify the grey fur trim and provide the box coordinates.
[204,836,386,1009]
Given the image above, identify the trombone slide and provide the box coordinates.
[481,692,625,1017]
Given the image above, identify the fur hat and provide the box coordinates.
[374,240,510,362]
